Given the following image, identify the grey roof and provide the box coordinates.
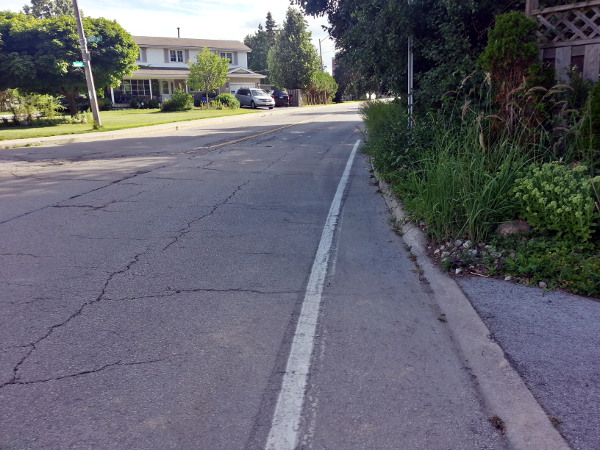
[133,36,251,52]
[126,66,265,79]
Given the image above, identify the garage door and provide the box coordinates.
[229,84,247,95]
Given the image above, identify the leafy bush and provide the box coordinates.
[215,93,240,109]
[97,97,113,111]
[500,236,600,296]
[129,96,160,109]
[513,162,599,242]
[479,12,540,95]
[0,89,62,124]
[161,88,193,111]
[146,98,161,109]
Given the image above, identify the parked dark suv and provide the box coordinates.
[271,90,290,107]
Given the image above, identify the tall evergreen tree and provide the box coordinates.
[244,12,279,84]
[244,23,269,77]
[265,12,277,46]
[267,8,320,90]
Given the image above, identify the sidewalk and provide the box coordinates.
[378,175,599,450]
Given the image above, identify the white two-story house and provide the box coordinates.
[111,35,265,103]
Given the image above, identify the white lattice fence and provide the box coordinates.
[535,2,600,47]
[526,0,600,81]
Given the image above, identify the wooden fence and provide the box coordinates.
[526,0,600,82]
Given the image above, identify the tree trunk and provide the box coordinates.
[62,90,78,116]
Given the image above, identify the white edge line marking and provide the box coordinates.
[265,139,361,450]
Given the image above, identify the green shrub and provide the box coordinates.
[500,236,600,295]
[513,162,599,241]
[130,96,160,109]
[0,89,62,123]
[161,89,193,111]
[146,98,160,109]
[97,97,113,111]
[130,97,144,108]
[215,93,240,109]
[478,12,540,90]
[210,100,224,110]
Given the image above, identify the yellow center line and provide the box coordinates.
[199,115,328,149]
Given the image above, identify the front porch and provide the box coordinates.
[111,66,267,108]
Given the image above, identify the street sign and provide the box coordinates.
[86,36,102,43]
[72,61,84,67]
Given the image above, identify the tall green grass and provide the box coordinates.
[401,119,531,242]
[362,100,535,243]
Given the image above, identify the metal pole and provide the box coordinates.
[408,0,414,123]
[319,38,324,71]
[72,0,102,127]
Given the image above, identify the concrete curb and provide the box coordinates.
[374,171,570,450]
[0,108,278,149]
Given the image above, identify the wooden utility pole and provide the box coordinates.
[72,0,102,127]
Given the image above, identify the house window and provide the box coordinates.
[220,52,233,63]
[170,50,184,62]
[119,80,150,97]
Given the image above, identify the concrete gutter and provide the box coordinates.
[375,172,570,450]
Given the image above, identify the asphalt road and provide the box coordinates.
[2,104,511,448]
[457,277,600,450]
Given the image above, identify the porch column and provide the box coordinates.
[110,87,115,103]
[149,79,153,98]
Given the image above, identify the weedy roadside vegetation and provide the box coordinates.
[362,12,600,297]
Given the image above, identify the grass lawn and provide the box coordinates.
[0,107,257,141]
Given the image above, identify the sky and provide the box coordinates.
[0,0,336,74]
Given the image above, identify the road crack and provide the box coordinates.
[2,356,179,386]
[162,180,250,251]
[0,251,149,389]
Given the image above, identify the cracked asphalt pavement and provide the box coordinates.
[2,104,515,448]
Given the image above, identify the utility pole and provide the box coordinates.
[72,0,102,127]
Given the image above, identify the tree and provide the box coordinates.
[267,8,320,90]
[22,0,74,18]
[265,12,277,46]
[187,47,229,103]
[0,12,139,115]
[333,53,372,101]
[307,71,337,104]
[244,24,269,79]
[244,12,278,83]
[293,0,526,108]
